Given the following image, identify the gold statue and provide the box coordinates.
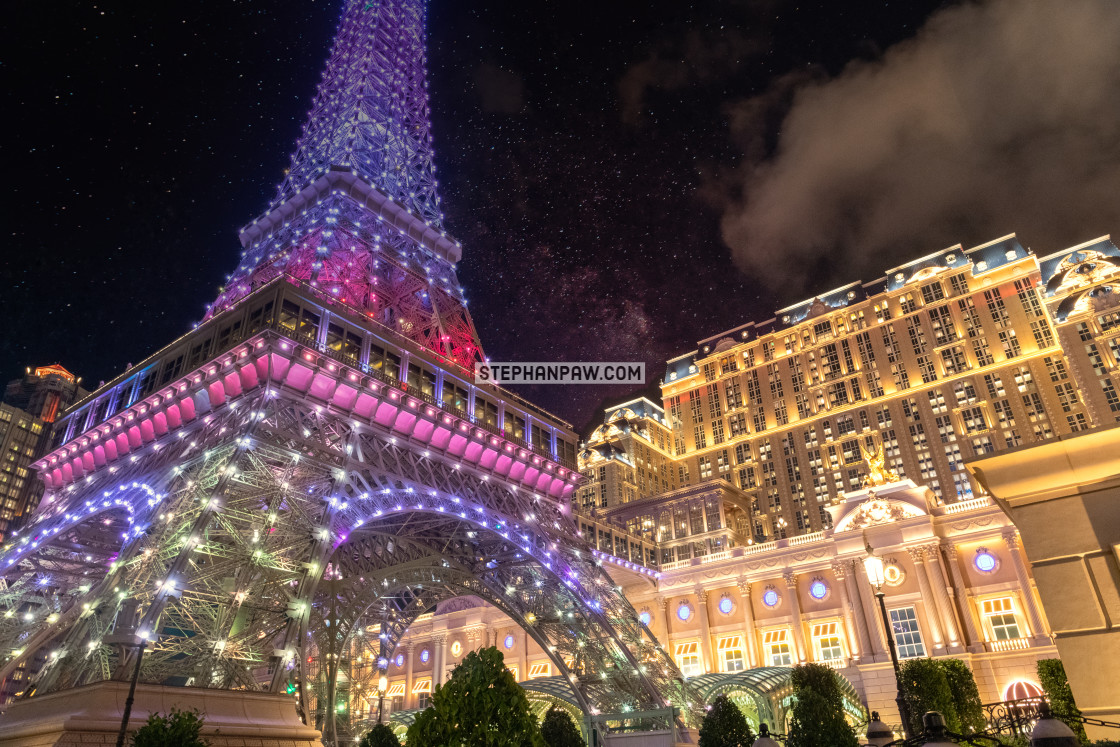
[860,437,900,488]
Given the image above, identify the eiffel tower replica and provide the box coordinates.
[0,1,693,743]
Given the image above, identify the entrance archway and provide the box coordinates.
[287,501,696,743]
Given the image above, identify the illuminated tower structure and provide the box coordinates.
[0,1,693,742]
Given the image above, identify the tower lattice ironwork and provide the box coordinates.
[0,0,696,742]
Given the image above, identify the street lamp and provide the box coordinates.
[377,674,388,724]
[863,547,913,739]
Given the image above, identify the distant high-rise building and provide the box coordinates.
[0,365,86,540]
[4,365,84,424]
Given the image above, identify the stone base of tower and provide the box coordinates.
[0,682,321,747]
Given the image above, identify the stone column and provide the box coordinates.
[852,559,890,661]
[650,595,668,643]
[942,539,984,652]
[695,589,715,673]
[434,634,449,686]
[783,571,809,663]
[518,628,528,682]
[404,643,414,710]
[831,561,864,663]
[658,595,673,648]
[1003,528,1049,642]
[907,546,945,651]
[922,545,963,650]
[737,579,760,668]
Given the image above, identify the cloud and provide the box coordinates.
[472,63,524,114]
[717,0,1120,295]
[619,28,769,125]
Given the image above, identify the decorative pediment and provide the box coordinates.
[834,496,926,532]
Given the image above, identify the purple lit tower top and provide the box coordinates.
[275,0,441,223]
[208,0,482,370]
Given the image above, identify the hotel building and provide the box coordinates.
[384,233,1120,731]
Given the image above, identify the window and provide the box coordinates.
[812,621,844,663]
[718,636,746,672]
[674,641,704,677]
[413,679,432,709]
[889,607,926,658]
[528,661,551,679]
[922,281,945,304]
[327,323,362,363]
[762,629,793,666]
[982,597,1022,641]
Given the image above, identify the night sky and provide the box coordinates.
[7,0,1120,432]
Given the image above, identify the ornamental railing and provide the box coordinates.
[982,697,1045,736]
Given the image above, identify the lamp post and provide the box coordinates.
[863,548,913,740]
[377,674,388,724]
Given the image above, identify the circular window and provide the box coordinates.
[394,653,404,667]
[450,641,462,657]
[504,634,515,650]
[638,610,652,626]
[809,580,829,600]
[762,589,780,608]
[884,563,904,586]
[718,596,735,616]
[420,649,430,664]
[677,603,692,621]
[974,549,999,573]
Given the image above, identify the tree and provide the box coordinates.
[698,694,754,747]
[359,723,401,747]
[541,705,584,747]
[1037,658,1088,743]
[899,658,958,735]
[939,659,985,734]
[131,708,208,747]
[406,646,545,747]
[786,663,859,747]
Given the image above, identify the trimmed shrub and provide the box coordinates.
[358,723,401,747]
[899,658,959,735]
[786,663,859,747]
[698,694,754,747]
[939,659,985,733]
[541,705,584,747]
[131,708,208,747]
[406,646,545,747]
[1038,658,1088,743]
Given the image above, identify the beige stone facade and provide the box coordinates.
[969,424,1120,740]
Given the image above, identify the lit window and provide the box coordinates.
[718,635,745,672]
[809,580,829,600]
[504,635,515,649]
[762,588,781,607]
[386,682,405,697]
[762,629,793,666]
[982,597,1022,640]
[394,654,404,667]
[450,641,462,657]
[639,610,652,626]
[812,621,844,662]
[528,661,551,679]
[889,607,926,658]
[420,649,430,663]
[412,678,431,694]
[677,602,693,621]
[674,641,704,677]
[718,596,735,615]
